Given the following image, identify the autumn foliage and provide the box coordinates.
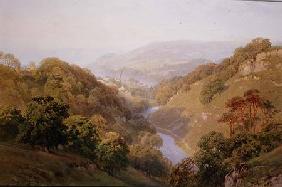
[219,89,278,136]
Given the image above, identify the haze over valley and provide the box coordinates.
[91,40,240,86]
[1,0,282,186]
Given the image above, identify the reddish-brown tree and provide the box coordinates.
[243,89,263,133]
[219,96,246,136]
[219,89,277,136]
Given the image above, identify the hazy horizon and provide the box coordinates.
[1,0,282,66]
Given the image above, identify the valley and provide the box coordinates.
[0,38,282,186]
[142,106,187,165]
[1,0,282,186]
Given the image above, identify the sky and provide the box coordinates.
[0,0,282,65]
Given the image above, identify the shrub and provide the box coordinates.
[200,79,226,104]
[129,144,171,177]
[0,107,25,141]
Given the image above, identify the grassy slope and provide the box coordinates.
[0,143,162,186]
[150,54,282,155]
[243,146,282,186]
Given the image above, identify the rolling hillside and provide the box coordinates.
[0,143,162,186]
[151,38,282,154]
[0,56,169,186]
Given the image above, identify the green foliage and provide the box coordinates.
[195,132,230,187]
[129,144,171,177]
[17,96,69,150]
[200,79,226,104]
[1,57,131,122]
[96,132,129,176]
[190,127,282,186]
[228,133,262,165]
[64,115,100,160]
[0,57,146,150]
[258,123,282,152]
[169,158,198,187]
[0,107,25,141]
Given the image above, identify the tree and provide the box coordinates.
[169,158,198,187]
[0,107,25,140]
[90,114,107,136]
[233,38,271,62]
[243,89,263,132]
[227,133,261,166]
[129,144,171,177]
[17,96,69,151]
[64,115,100,159]
[195,132,230,187]
[219,96,246,137]
[96,132,129,176]
[0,52,21,71]
[219,89,277,136]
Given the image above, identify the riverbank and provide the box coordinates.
[142,106,189,164]
[155,126,193,156]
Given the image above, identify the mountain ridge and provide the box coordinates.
[91,40,240,85]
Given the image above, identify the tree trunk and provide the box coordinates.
[230,123,233,137]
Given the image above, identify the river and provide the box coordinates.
[143,106,187,165]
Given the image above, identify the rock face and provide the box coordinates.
[256,49,282,62]
[240,60,266,76]
[225,164,248,187]
[239,49,282,76]
[271,174,282,187]
[225,165,282,187]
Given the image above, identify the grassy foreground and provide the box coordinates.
[0,143,162,186]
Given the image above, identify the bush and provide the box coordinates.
[129,144,171,177]
[200,79,226,104]
[0,107,25,141]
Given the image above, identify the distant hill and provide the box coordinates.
[91,40,240,85]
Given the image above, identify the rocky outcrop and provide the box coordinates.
[225,164,248,187]
[256,49,282,62]
[225,165,282,187]
[240,60,266,76]
[239,49,282,76]
[270,174,282,187]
